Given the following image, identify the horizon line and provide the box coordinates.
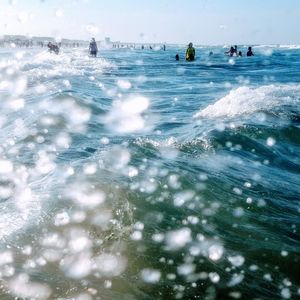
[1,34,299,47]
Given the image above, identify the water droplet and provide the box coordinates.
[141,268,161,283]
[228,255,245,267]
[266,137,276,147]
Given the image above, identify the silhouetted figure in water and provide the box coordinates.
[186,42,195,61]
[47,42,52,51]
[238,51,242,57]
[53,44,59,54]
[149,46,153,50]
[163,44,166,51]
[47,42,59,54]
[234,45,238,55]
[209,51,213,56]
[247,46,254,56]
[89,38,98,57]
[175,54,179,61]
[225,46,235,56]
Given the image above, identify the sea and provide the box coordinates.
[0,45,299,300]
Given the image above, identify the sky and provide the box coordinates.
[0,0,299,45]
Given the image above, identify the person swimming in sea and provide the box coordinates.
[186,42,195,61]
[175,54,179,61]
[247,46,254,56]
[89,38,98,57]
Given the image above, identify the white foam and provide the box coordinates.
[194,84,300,119]
[279,44,300,50]
[134,136,178,148]
[20,49,117,80]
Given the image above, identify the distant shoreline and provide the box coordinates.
[0,34,175,49]
[1,35,299,49]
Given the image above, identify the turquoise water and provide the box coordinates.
[0,45,299,299]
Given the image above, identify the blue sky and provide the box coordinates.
[0,0,299,44]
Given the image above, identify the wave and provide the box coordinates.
[21,49,116,78]
[254,44,300,50]
[279,44,300,49]
[194,84,300,119]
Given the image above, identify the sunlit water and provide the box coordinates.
[0,45,299,299]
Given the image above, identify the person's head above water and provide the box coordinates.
[188,42,193,47]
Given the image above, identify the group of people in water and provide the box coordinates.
[175,43,254,61]
[88,38,167,57]
[47,42,60,54]
[47,38,98,57]
[49,37,254,62]
[225,45,254,57]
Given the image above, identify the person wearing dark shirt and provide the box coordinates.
[234,45,238,55]
[89,38,98,57]
[225,46,235,56]
[247,46,254,56]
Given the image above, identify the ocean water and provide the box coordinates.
[0,45,299,300]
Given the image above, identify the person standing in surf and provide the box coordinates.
[247,46,254,56]
[89,38,98,57]
[186,42,195,61]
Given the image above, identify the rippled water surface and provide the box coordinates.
[0,45,299,299]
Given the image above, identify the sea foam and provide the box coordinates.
[194,84,300,119]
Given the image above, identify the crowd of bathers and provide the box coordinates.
[87,39,252,61]
[174,43,254,61]
[225,45,254,57]
[46,37,255,61]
